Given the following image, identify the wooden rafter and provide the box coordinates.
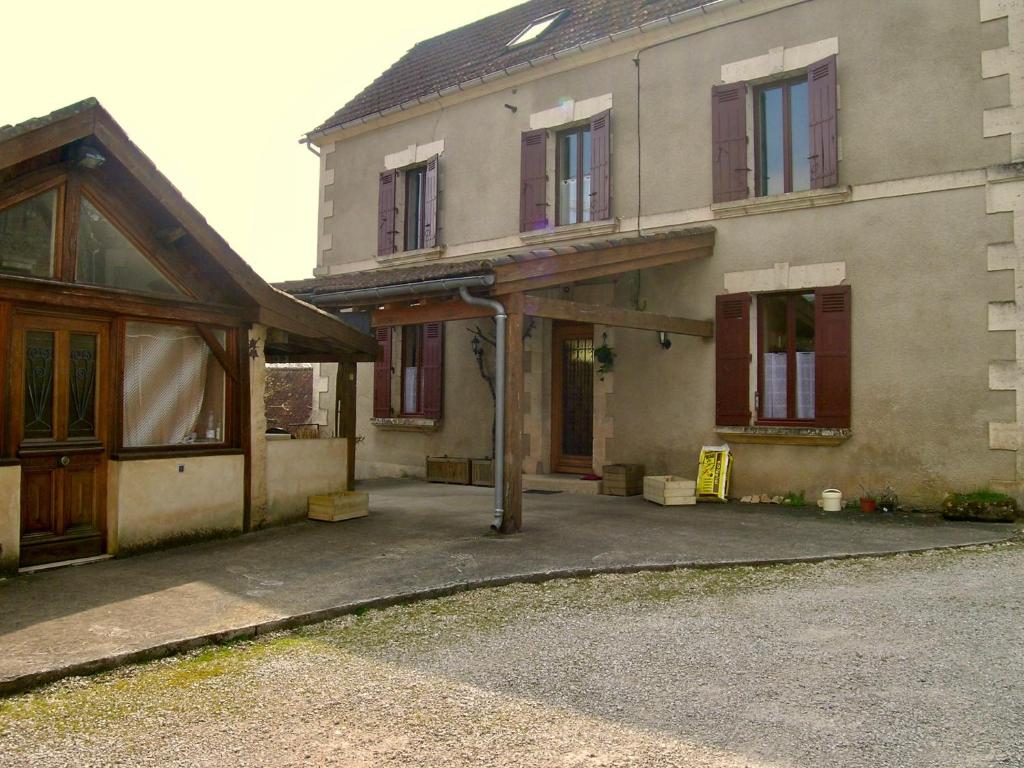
[523,296,713,337]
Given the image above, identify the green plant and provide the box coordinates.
[594,339,615,378]
[878,485,899,513]
[781,490,806,507]
[857,481,876,501]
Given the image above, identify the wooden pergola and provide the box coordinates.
[287,225,716,533]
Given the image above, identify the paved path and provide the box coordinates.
[0,479,1017,695]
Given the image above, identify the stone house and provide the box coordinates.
[279,0,1024,529]
[0,100,376,573]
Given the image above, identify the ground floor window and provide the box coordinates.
[716,286,850,429]
[122,321,227,447]
[373,322,444,421]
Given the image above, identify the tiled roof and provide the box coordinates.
[0,98,99,144]
[275,225,714,300]
[310,0,708,136]
[275,259,498,297]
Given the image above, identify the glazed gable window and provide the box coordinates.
[0,187,58,279]
[715,286,851,429]
[372,323,444,421]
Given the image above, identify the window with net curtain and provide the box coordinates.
[122,322,227,447]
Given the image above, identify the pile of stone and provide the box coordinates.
[739,494,784,504]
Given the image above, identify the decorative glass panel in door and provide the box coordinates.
[14,315,108,567]
[551,323,594,473]
[76,197,183,296]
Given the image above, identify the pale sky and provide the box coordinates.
[2,0,522,283]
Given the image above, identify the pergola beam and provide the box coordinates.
[523,295,713,337]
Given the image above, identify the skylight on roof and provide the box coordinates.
[507,9,566,48]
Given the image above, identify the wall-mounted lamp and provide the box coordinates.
[74,145,106,169]
[657,331,671,350]
[504,103,518,113]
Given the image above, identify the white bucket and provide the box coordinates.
[821,489,843,512]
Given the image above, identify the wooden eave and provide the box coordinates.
[0,101,378,361]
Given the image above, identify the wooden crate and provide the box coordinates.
[643,475,697,506]
[471,459,494,487]
[308,491,369,522]
[601,464,645,496]
[426,456,471,485]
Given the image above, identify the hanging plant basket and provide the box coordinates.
[594,334,615,378]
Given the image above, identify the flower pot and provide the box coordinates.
[859,497,877,513]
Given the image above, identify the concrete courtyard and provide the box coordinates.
[0,479,1018,695]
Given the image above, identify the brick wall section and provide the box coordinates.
[265,366,314,433]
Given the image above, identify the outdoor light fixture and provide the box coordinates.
[74,144,106,169]
[471,333,483,362]
[657,331,672,350]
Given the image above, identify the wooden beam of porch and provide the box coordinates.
[493,240,714,295]
[371,298,493,327]
[523,295,713,337]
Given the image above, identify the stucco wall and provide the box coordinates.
[0,465,20,575]
[109,455,245,553]
[318,0,1009,272]
[266,437,348,524]
[355,319,495,479]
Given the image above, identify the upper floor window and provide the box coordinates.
[520,110,610,232]
[404,165,427,252]
[712,55,837,204]
[756,78,810,197]
[556,125,592,226]
[0,187,58,279]
[378,156,438,257]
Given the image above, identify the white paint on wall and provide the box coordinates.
[724,260,846,294]
[384,139,446,170]
[0,465,20,574]
[720,37,839,84]
[109,455,245,552]
[266,437,349,525]
[529,93,613,130]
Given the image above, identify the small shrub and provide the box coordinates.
[942,489,1019,523]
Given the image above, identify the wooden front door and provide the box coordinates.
[11,314,109,567]
[551,322,594,474]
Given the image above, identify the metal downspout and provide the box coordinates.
[458,286,506,531]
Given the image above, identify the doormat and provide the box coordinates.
[525,489,564,495]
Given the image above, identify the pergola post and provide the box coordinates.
[337,360,358,491]
[501,294,524,533]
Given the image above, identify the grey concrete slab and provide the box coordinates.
[0,479,1018,695]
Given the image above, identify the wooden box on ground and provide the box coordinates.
[643,476,697,506]
[471,459,494,487]
[308,491,369,522]
[426,457,471,484]
[601,464,645,496]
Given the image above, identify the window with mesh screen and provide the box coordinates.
[122,322,226,447]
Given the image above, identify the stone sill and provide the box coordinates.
[715,426,851,446]
[371,417,441,432]
[711,186,852,219]
[375,245,446,267]
[520,218,619,245]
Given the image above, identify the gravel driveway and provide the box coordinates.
[2,543,1022,767]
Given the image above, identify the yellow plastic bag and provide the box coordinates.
[697,444,732,502]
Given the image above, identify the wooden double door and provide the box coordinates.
[550,322,594,474]
[11,313,109,567]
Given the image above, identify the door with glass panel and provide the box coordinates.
[551,323,595,474]
[11,314,108,567]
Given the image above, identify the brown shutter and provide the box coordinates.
[378,170,397,256]
[589,110,611,221]
[373,326,392,418]
[715,293,752,426]
[808,55,838,189]
[423,155,439,249]
[520,129,548,232]
[421,321,444,420]
[814,285,851,428]
[711,83,749,203]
